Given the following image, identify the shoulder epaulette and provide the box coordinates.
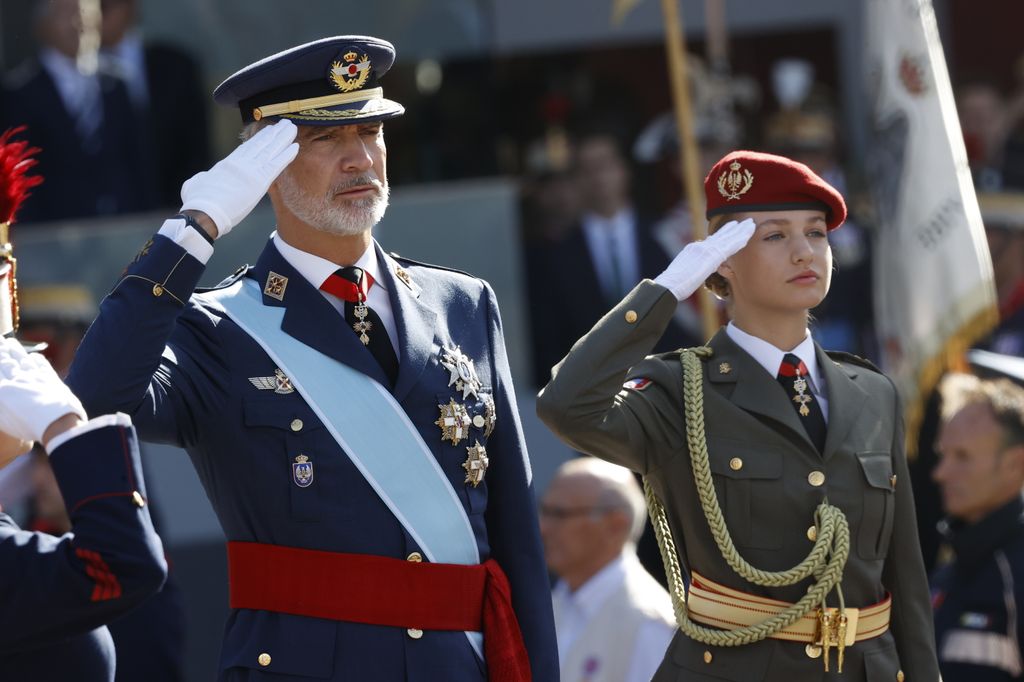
[388,252,474,278]
[825,350,883,374]
[196,265,249,293]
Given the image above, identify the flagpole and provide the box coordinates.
[659,0,719,340]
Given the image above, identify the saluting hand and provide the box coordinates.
[0,339,87,448]
[654,218,756,301]
[179,119,300,240]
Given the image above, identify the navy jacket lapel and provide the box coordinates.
[376,246,438,403]
[247,239,390,387]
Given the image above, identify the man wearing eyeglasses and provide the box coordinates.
[540,457,675,682]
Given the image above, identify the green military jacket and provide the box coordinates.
[537,281,939,681]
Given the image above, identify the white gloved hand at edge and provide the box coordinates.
[0,338,86,445]
[179,119,300,239]
[653,218,756,301]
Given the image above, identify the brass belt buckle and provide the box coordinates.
[814,607,859,673]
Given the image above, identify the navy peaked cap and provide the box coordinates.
[213,36,405,126]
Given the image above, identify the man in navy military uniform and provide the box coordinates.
[0,338,168,681]
[931,370,1024,680]
[67,35,557,681]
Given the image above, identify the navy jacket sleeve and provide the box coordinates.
[66,234,223,446]
[0,421,167,652]
[480,282,560,681]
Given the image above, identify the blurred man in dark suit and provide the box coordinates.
[100,0,211,209]
[0,0,157,223]
[525,124,699,388]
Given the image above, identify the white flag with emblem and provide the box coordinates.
[864,0,998,447]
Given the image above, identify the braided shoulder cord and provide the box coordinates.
[642,346,851,646]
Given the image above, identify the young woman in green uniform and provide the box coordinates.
[538,150,939,681]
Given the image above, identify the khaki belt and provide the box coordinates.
[687,570,891,670]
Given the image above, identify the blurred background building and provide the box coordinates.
[1,0,1022,676]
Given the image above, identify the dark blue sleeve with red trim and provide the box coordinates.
[0,422,168,653]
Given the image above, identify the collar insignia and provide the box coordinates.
[395,266,413,289]
[264,271,288,300]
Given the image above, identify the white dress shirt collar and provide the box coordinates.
[272,231,387,293]
[725,321,821,391]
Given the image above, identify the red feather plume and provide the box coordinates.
[0,126,44,226]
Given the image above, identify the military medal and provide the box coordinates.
[440,346,482,400]
[435,399,471,446]
[463,440,489,487]
[792,367,812,417]
[249,368,296,395]
[292,454,314,488]
[352,299,372,345]
[481,394,496,437]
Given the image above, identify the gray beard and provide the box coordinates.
[276,171,389,236]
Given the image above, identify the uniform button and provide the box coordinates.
[152,284,164,297]
[806,525,817,541]
[805,644,822,659]
[407,628,423,639]
[702,650,712,664]
[131,491,146,508]
[729,457,743,471]
[290,418,303,432]
[406,552,423,563]
[808,470,826,487]
[258,653,271,667]
[473,415,486,429]
[896,672,904,682]
[624,310,638,323]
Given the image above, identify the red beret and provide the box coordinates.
[704,150,847,230]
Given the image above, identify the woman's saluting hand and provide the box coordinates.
[654,218,756,301]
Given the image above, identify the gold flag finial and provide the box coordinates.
[611,0,644,25]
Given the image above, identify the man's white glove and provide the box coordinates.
[0,339,86,444]
[653,218,756,301]
[180,119,300,238]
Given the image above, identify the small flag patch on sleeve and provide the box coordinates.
[623,377,652,391]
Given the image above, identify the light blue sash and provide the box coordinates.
[205,280,484,653]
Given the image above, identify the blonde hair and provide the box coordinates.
[703,213,741,298]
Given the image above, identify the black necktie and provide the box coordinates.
[777,353,827,452]
[327,266,399,386]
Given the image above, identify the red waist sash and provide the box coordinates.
[227,541,530,681]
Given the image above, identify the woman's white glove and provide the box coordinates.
[653,218,756,300]
[179,119,299,239]
[0,339,86,444]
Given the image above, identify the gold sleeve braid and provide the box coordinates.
[643,346,851,646]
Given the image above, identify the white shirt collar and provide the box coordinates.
[272,232,387,292]
[552,553,629,619]
[726,321,821,391]
[582,207,634,234]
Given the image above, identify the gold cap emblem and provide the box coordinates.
[716,161,754,201]
[329,51,371,93]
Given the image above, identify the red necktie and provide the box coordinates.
[777,353,827,452]
[320,267,398,385]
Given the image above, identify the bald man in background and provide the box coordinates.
[541,458,675,682]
